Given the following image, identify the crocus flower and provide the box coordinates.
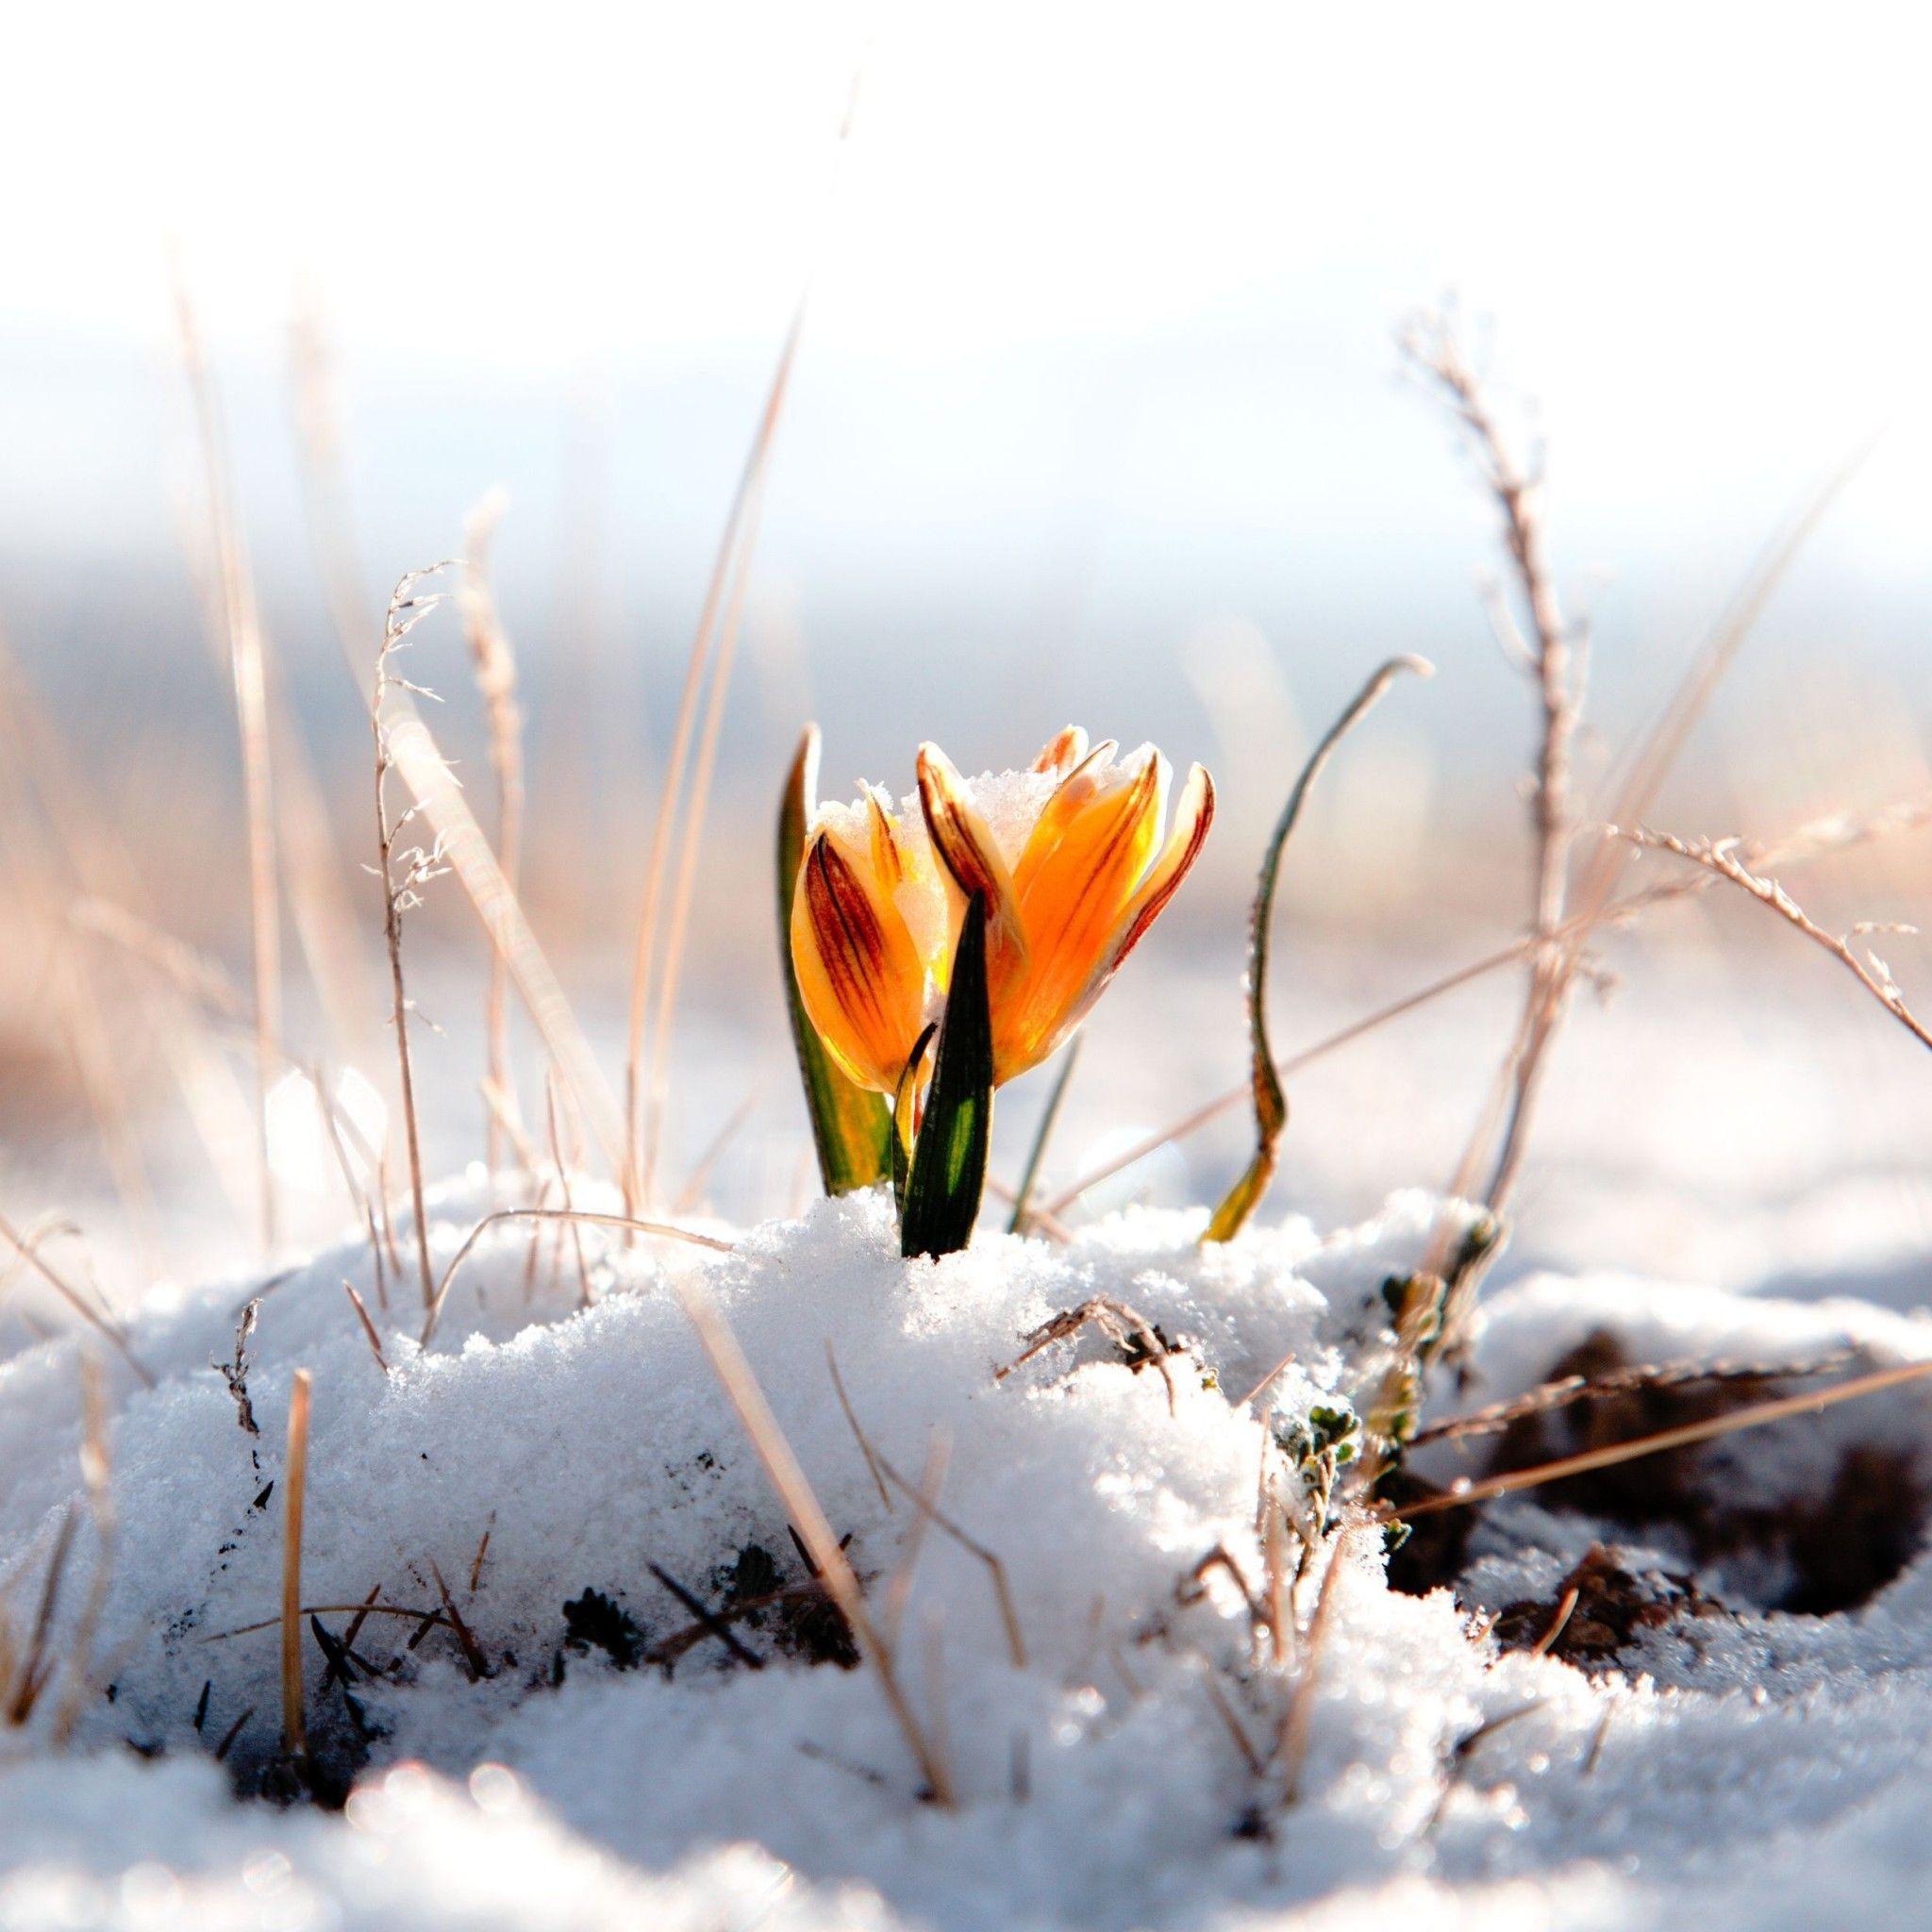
[791,728,1214,1094]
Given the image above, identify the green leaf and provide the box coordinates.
[891,1023,937,1220]
[777,725,893,1195]
[900,892,994,1259]
[1205,657,1433,1243]
[1007,1034,1081,1235]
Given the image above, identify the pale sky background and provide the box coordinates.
[1,0,1928,808]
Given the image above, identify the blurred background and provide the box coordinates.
[2,1,1929,1313]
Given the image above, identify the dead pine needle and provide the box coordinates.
[281,1369,313,1761]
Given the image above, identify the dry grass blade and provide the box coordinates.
[828,1353,1029,1670]
[8,1507,75,1724]
[459,493,527,1175]
[174,272,283,1255]
[641,441,778,1206]
[1008,1037,1081,1235]
[826,1343,893,1513]
[421,1207,732,1347]
[627,297,807,1209]
[1277,1526,1356,1805]
[675,1091,760,1215]
[0,1211,153,1386]
[341,1281,390,1374]
[50,1355,114,1743]
[675,1279,957,1806]
[1616,825,1932,1051]
[881,1435,945,1647]
[281,1369,312,1759]
[382,700,629,1176]
[627,75,863,1207]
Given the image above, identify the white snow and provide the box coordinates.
[1,1175,1930,1930]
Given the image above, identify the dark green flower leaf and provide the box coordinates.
[900,892,993,1259]
[778,725,893,1196]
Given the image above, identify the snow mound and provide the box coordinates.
[2,1185,1932,1930]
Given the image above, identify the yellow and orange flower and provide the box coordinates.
[790,728,1214,1094]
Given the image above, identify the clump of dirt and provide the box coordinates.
[1491,1543,1729,1667]
[1391,1329,1932,1618]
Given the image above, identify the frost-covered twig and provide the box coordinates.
[371,566,456,1317]
[1616,825,1932,1053]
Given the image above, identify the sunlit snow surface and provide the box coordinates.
[1,1175,1931,1930]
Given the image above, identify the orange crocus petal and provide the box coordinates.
[1099,761,1216,976]
[999,751,1166,1074]
[1032,725,1090,776]
[916,742,1027,968]
[1010,762,1215,1077]
[866,787,904,889]
[790,831,927,1093]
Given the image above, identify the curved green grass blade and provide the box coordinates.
[778,725,892,1196]
[900,893,993,1259]
[1205,657,1433,1243]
